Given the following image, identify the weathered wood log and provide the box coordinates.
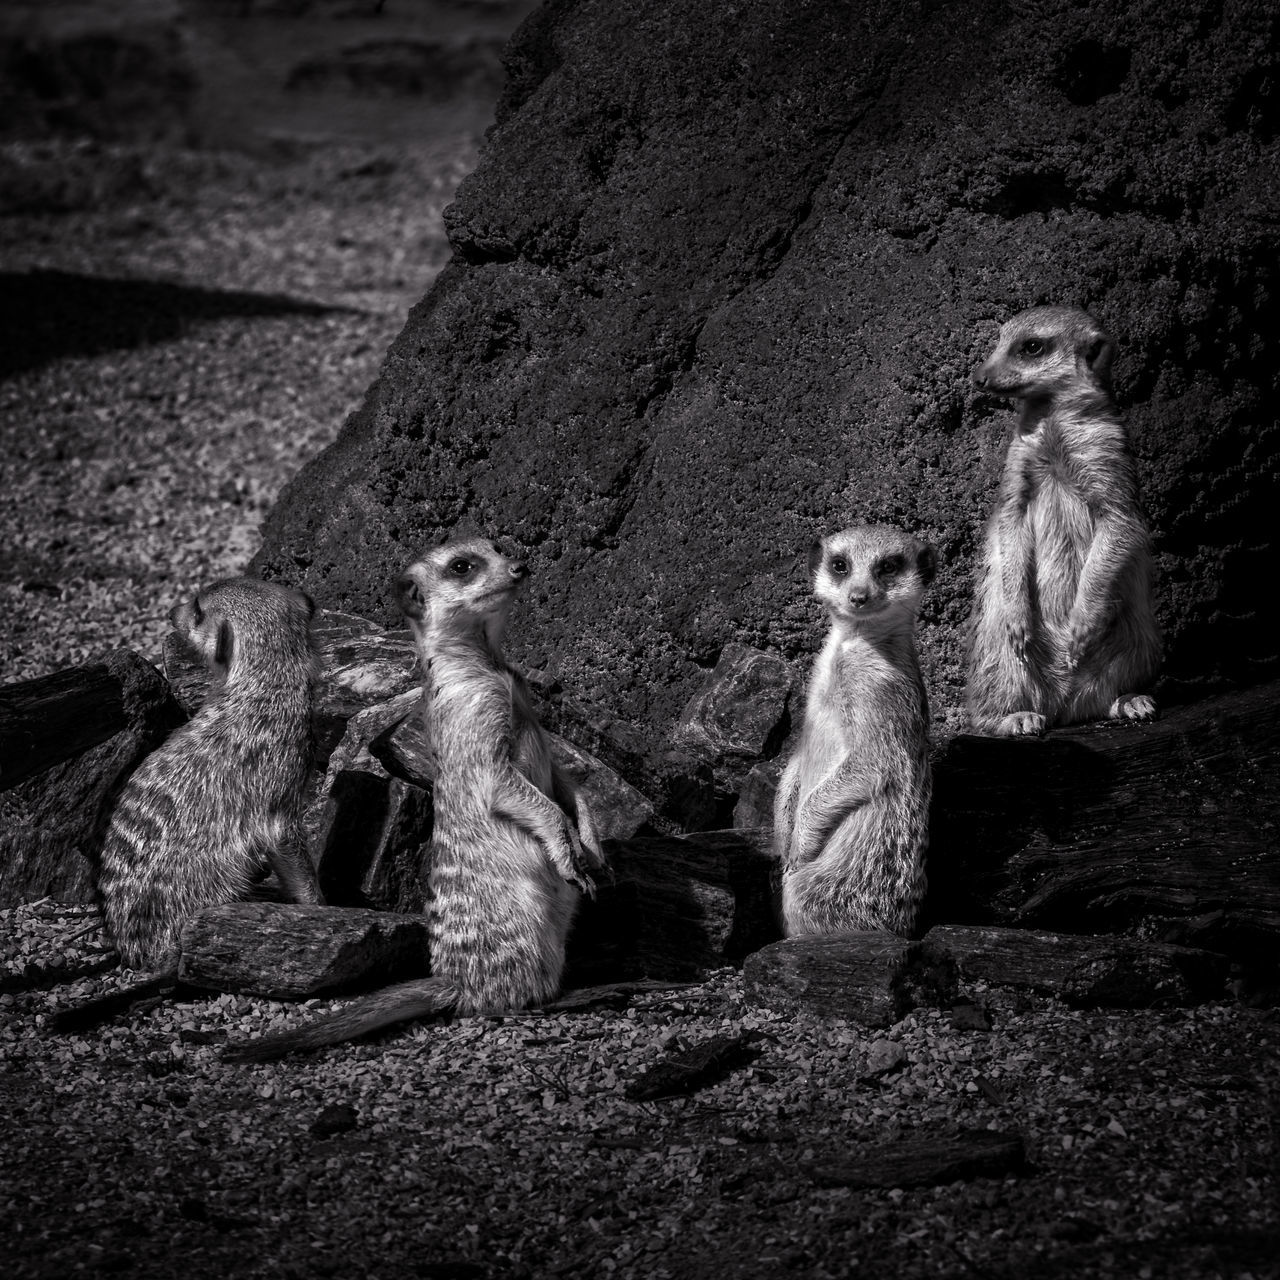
[0,650,187,905]
[925,680,1280,979]
[741,932,958,1026]
[310,690,432,912]
[804,1130,1027,1189]
[178,902,431,998]
[0,651,174,792]
[921,924,1230,1007]
[567,829,780,984]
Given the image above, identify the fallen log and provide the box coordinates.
[921,924,1230,1007]
[741,931,958,1026]
[0,650,187,904]
[178,902,431,998]
[926,680,1280,980]
[567,829,780,984]
[804,1129,1027,1189]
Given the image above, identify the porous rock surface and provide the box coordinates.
[256,0,1280,747]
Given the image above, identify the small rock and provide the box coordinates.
[310,1103,359,1138]
[950,1002,992,1031]
[863,1038,906,1077]
[671,643,792,764]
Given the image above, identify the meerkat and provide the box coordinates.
[774,525,935,938]
[966,305,1162,737]
[52,578,323,1031]
[223,538,603,1061]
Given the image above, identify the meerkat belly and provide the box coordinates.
[427,782,572,1009]
[1030,478,1093,627]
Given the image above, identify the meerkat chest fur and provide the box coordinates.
[798,629,919,788]
[1018,407,1128,628]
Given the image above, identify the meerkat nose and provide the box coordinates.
[848,586,870,606]
[508,562,529,581]
[972,364,990,388]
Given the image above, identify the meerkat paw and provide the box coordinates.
[1109,693,1157,722]
[1065,616,1098,672]
[558,828,598,897]
[995,711,1046,737]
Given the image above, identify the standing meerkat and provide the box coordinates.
[774,525,935,938]
[224,538,603,1061]
[966,305,1162,736]
[52,578,323,1030]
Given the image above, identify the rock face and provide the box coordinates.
[255,0,1280,749]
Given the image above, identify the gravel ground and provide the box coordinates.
[2,900,1277,1280]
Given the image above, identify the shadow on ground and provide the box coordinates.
[0,269,344,378]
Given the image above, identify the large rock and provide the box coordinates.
[254,0,1280,754]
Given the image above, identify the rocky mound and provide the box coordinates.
[255,0,1280,745]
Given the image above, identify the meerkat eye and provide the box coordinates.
[828,556,849,577]
[448,559,472,577]
[1019,338,1046,357]
[877,555,904,577]
[191,599,204,625]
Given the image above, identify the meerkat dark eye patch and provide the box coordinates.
[1018,338,1047,357]
[191,598,204,626]
[449,559,472,577]
[214,619,234,669]
[829,557,850,577]
[876,555,904,577]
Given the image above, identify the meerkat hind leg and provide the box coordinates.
[1109,693,1157,722]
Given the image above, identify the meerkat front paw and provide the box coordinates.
[1109,693,1157,722]
[558,827,598,898]
[1064,614,1097,671]
[1006,615,1031,664]
[995,711,1046,736]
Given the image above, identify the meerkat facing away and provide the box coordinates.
[52,578,323,1031]
[223,538,603,1061]
[774,525,935,938]
[966,305,1162,737]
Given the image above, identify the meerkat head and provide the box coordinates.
[398,536,529,649]
[169,578,316,682]
[809,525,936,632]
[972,305,1115,402]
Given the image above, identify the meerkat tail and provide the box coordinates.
[49,970,179,1033]
[221,977,458,1063]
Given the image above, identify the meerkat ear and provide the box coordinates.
[214,619,235,670]
[807,540,825,577]
[300,591,316,619]
[916,543,938,587]
[1084,332,1115,386]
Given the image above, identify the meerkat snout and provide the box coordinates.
[397,573,426,619]
[507,561,529,582]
